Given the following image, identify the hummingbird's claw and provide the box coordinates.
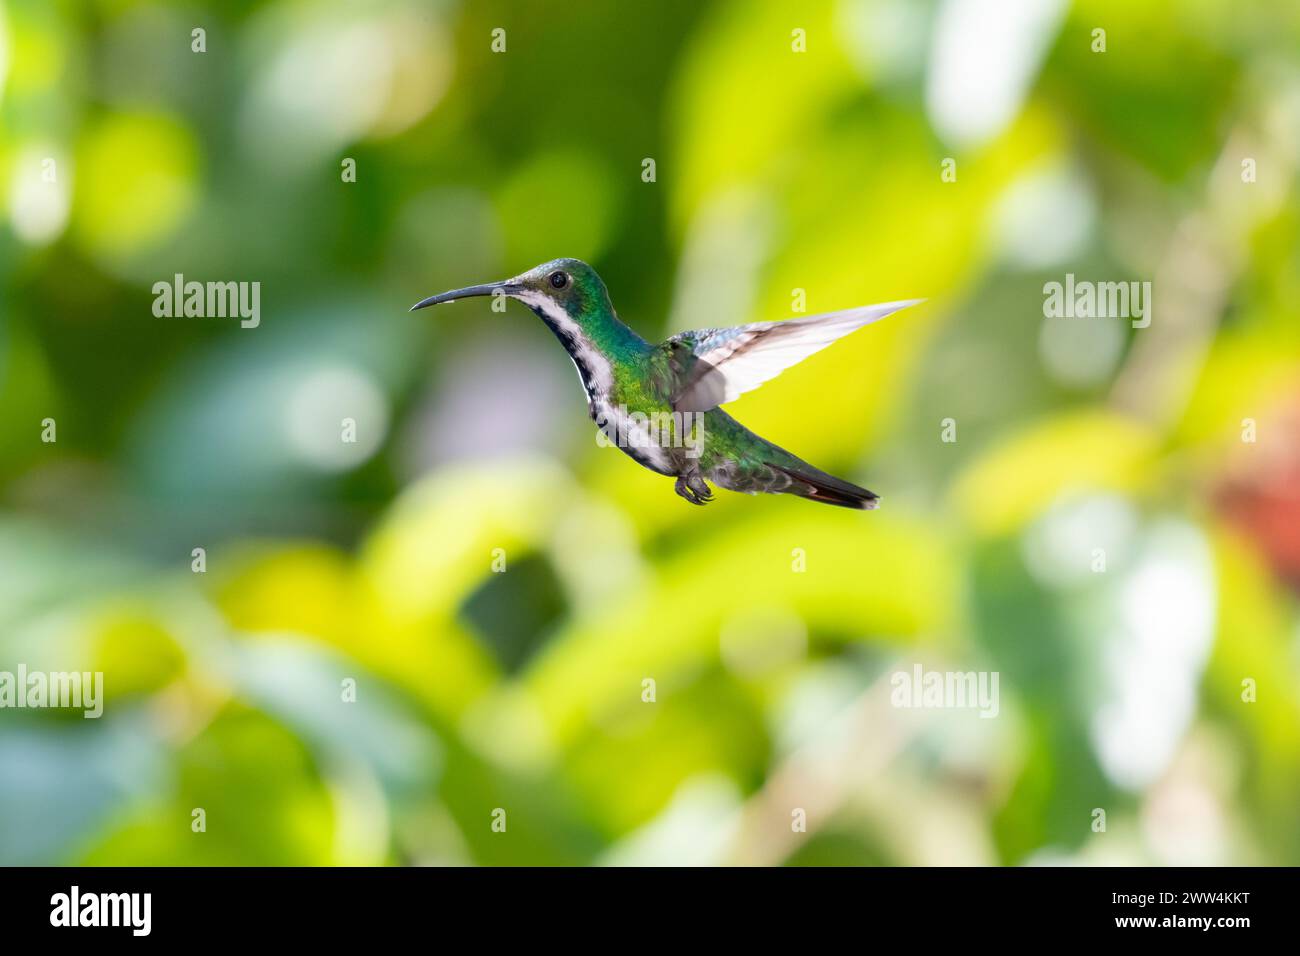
[674,474,713,506]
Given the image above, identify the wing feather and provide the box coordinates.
[665,299,921,412]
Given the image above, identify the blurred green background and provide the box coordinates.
[2,0,1299,866]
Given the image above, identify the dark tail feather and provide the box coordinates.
[767,462,880,510]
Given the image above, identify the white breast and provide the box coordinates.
[591,398,677,475]
[515,290,676,475]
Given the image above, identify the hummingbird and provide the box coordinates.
[411,258,920,509]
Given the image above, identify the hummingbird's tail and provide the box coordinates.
[767,461,880,510]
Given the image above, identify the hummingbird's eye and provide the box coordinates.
[549,271,569,290]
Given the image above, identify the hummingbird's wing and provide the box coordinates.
[663,299,922,412]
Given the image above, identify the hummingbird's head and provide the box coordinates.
[410,257,611,324]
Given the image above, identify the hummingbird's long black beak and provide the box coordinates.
[409,282,516,311]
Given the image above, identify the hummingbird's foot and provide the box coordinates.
[674,473,714,506]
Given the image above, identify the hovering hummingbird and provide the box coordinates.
[411,259,920,508]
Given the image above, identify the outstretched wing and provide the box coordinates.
[662,299,922,412]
